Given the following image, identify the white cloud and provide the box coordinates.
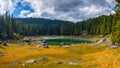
[111,10,116,14]
[24,0,116,22]
[0,0,19,15]
[22,0,43,16]
[0,0,117,22]
[19,10,31,17]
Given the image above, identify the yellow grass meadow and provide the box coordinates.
[0,43,120,68]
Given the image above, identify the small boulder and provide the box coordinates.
[26,59,36,64]
[21,63,26,66]
[18,61,22,64]
[37,45,41,48]
[57,61,63,64]
[62,45,69,48]
[110,45,118,49]
[42,56,48,61]
[3,42,8,46]
[0,52,4,56]
[0,41,2,44]
[40,62,45,64]
[69,61,78,65]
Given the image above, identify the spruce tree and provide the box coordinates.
[111,0,120,44]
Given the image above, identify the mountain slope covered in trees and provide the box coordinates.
[16,15,116,36]
[0,13,118,42]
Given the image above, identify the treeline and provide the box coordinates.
[0,12,22,39]
[16,18,74,36]
[16,15,116,36]
[0,13,118,39]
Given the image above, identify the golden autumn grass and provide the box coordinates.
[0,42,120,68]
[0,44,68,64]
[81,47,120,68]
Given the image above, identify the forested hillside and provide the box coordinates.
[16,15,116,36]
[75,15,116,35]
[0,13,118,39]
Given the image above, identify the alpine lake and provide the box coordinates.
[40,37,92,45]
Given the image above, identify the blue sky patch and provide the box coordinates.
[13,1,34,17]
[112,7,118,11]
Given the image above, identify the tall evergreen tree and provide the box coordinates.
[111,0,120,44]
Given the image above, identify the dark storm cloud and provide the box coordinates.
[38,0,115,21]
[54,0,85,12]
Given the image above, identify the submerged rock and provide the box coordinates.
[60,42,64,45]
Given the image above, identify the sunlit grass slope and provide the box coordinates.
[0,43,119,68]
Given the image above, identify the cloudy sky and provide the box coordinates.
[0,0,116,22]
